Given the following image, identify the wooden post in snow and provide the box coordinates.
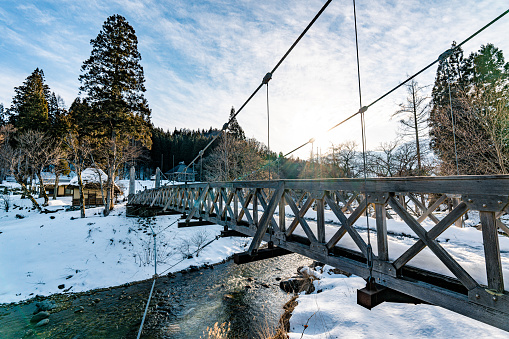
[129,166,135,201]
[155,167,161,189]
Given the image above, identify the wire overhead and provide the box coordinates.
[239,7,509,178]
[184,0,333,174]
[185,2,508,182]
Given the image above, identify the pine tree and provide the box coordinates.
[79,14,152,215]
[227,107,245,140]
[0,104,6,126]
[10,68,51,132]
[429,42,509,174]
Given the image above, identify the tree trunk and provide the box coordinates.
[411,85,422,174]
[15,174,41,211]
[77,169,85,218]
[95,167,107,207]
[53,173,59,200]
[36,171,49,206]
[103,130,116,216]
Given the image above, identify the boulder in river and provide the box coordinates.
[34,300,56,313]
[30,311,50,323]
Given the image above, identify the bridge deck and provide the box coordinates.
[128,175,509,332]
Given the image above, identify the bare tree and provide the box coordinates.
[204,134,265,182]
[392,80,430,174]
[0,126,41,210]
[94,137,144,215]
[65,132,92,218]
[431,85,509,175]
[367,140,433,177]
[16,130,64,206]
[326,141,360,178]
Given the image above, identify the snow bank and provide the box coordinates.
[287,265,509,338]
[0,186,250,303]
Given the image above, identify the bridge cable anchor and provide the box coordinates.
[262,72,272,84]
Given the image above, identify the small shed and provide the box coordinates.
[164,161,196,182]
[69,168,121,206]
[43,172,74,197]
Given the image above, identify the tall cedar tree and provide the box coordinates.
[79,14,151,215]
[227,107,245,140]
[429,43,509,174]
[10,68,51,132]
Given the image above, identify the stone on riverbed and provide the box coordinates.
[35,318,50,327]
[34,300,56,313]
[30,311,50,323]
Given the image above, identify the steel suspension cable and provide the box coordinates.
[446,58,460,175]
[326,8,509,133]
[234,8,509,182]
[352,0,373,280]
[184,0,333,174]
[267,82,271,180]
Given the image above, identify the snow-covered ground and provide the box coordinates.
[0,181,250,304]
[287,265,509,338]
[1,180,508,337]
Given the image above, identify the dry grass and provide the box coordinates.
[202,322,230,339]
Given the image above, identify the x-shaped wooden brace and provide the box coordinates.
[185,185,210,222]
[237,189,254,225]
[388,196,478,290]
[324,192,369,258]
[256,189,281,233]
[248,183,285,254]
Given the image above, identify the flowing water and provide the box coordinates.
[0,253,312,338]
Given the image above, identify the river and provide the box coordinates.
[0,253,312,338]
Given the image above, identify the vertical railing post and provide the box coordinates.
[253,188,259,226]
[279,191,286,233]
[155,167,161,189]
[234,188,239,226]
[219,188,223,220]
[129,166,135,203]
[316,197,325,243]
[375,202,388,261]
[479,211,504,293]
[453,197,463,227]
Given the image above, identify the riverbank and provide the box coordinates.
[0,191,251,304]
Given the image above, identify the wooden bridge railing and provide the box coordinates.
[128,175,509,331]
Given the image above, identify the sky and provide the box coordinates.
[0,0,508,158]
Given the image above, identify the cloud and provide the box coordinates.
[0,0,507,159]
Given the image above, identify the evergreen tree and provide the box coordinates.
[79,14,152,215]
[429,42,509,174]
[10,68,51,132]
[0,104,6,126]
[227,107,245,140]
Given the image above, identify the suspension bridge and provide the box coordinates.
[128,1,509,335]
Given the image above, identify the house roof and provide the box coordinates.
[164,161,196,175]
[69,168,107,186]
[69,168,121,193]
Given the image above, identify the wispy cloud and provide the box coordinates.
[0,0,507,158]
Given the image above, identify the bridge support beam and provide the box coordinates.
[234,246,292,265]
[357,279,426,310]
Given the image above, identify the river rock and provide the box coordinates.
[279,278,315,294]
[74,306,84,313]
[30,311,50,323]
[34,300,56,313]
[35,318,50,327]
